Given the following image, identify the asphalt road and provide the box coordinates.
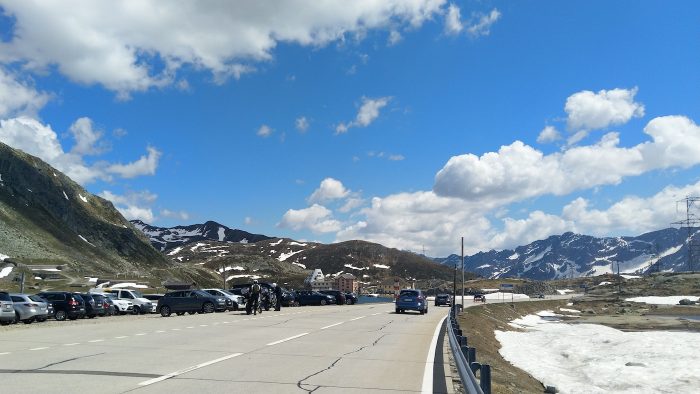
[0,303,451,393]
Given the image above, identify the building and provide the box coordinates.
[335,273,358,293]
[305,269,334,291]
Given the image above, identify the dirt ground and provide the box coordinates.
[456,273,700,393]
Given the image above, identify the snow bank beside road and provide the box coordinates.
[497,314,700,393]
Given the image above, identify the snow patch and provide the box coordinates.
[270,239,284,246]
[111,282,148,289]
[78,235,95,247]
[278,249,304,262]
[218,266,245,273]
[190,242,207,252]
[289,242,307,246]
[477,264,492,269]
[484,292,530,301]
[167,247,183,256]
[292,262,307,269]
[79,194,88,203]
[556,289,574,295]
[0,266,13,278]
[239,238,249,244]
[508,253,519,260]
[62,190,69,200]
[373,264,390,269]
[559,308,581,314]
[218,227,225,242]
[344,263,369,271]
[226,274,261,281]
[0,252,8,261]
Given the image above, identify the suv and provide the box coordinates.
[37,291,86,321]
[106,289,153,314]
[434,293,452,306]
[79,293,105,318]
[319,290,346,305]
[0,291,14,325]
[157,290,227,317]
[395,289,428,315]
[10,294,49,324]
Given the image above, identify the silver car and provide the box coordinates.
[0,291,14,325]
[202,288,245,311]
[10,294,49,324]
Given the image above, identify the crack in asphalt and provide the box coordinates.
[32,352,105,370]
[376,319,394,331]
[296,334,388,393]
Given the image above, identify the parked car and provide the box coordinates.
[296,290,335,306]
[9,294,49,324]
[35,295,54,318]
[229,283,276,311]
[202,289,244,311]
[105,289,153,314]
[143,294,164,302]
[434,293,452,306]
[280,289,298,307]
[319,290,346,305]
[101,293,133,315]
[344,292,358,305]
[37,291,86,321]
[395,289,428,315]
[0,291,15,326]
[89,294,111,316]
[156,290,228,317]
[79,293,105,318]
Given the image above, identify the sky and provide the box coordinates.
[0,1,699,257]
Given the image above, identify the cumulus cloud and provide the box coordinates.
[295,116,309,133]
[537,125,561,144]
[278,204,342,233]
[466,9,501,37]
[434,115,700,204]
[444,4,463,35]
[0,116,161,184]
[388,30,403,46]
[160,209,190,221]
[336,96,391,134]
[257,124,273,138]
[99,190,157,223]
[0,1,449,96]
[565,87,645,131]
[308,178,350,203]
[0,67,50,117]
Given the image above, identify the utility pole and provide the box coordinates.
[461,237,465,306]
[672,196,700,272]
[453,242,457,304]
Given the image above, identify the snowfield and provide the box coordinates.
[0,266,13,278]
[625,296,700,305]
[167,247,183,256]
[496,313,700,393]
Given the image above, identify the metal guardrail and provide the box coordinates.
[447,304,491,394]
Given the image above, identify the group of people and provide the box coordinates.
[247,280,283,315]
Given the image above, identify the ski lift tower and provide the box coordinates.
[671,196,700,272]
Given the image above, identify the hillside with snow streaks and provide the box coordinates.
[131,220,272,251]
[436,228,695,280]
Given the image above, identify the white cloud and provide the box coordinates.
[308,178,350,203]
[444,4,463,35]
[0,1,449,96]
[257,124,273,137]
[565,87,645,131]
[434,115,700,205]
[0,116,161,184]
[69,117,106,155]
[160,209,190,221]
[100,190,157,223]
[388,30,403,46]
[339,197,365,213]
[278,204,342,233]
[244,216,253,226]
[336,96,391,134]
[537,125,561,144]
[466,9,501,37]
[295,116,309,133]
[106,147,161,178]
[388,154,405,161]
[0,67,50,117]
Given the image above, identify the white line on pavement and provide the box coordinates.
[266,332,309,346]
[199,325,208,327]
[138,353,244,387]
[63,343,80,346]
[88,339,104,343]
[320,322,344,330]
[350,316,366,321]
[421,315,447,394]
[115,336,128,339]
[0,352,10,355]
[171,328,181,331]
[29,347,48,351]
[372,312,381,316]
[155,330,166,333]
[135,333,147,336]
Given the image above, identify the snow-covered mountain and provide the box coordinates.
[131,220,272,251]
[437,228,697,280]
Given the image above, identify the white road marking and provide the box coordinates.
[155,330,166,333]
[222,321,229,324]
[135,333,147,336]
[350,316,366,321]
[372,312,381,316]
[171,328,181,331]
[88,339,104,343]
[63,343,80,346]
[138,353,243,386]
[421,315,448,394]
[199,324,208,327]
[266,332,309,346]
[320,322,344,330]
[0,352,10,355]
[29,347,48,351]
[115,336,128,339]
[186,326,194,329]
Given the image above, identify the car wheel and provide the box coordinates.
[0,320,10,326]
[36,317,46,322]
[320,299,326,306]
[132,306,141,315]
[188,311,196,315]
[420,309,425,315]
[14,312,20,324]
[88,314,96,319]
[55,310,67,321]
[22,318,34,324]
[202,302,215,313]
[395,308,400,313]
[160,306,171,317]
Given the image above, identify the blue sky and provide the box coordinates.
[0,1,699,256]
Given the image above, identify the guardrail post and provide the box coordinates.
[480,364,491,394]
[456,328,463,337]
[468,347,476,364]
[470,362,481,375]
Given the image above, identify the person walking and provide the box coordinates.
[249,280,262,315]
[272,283,282,311]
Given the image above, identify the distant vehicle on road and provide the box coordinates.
[396,289,428,315]
[319,290,346,305]
[157,290,227,317]
[37,291,86,321]
[0,291,16,325]
[10,294,49,324]
[434,293,452,307]
[296,290,335,306]
[473,294,486,302]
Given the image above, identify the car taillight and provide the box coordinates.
[68,299,79,306]
[104,302,109,308]
[24,303,38,307]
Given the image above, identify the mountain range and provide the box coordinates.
[436,228,696,280]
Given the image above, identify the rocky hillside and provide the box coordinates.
[438,228,696,280]
[0,142,171,286]
[131,220,272,251]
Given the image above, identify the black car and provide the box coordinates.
[434,294,452,306]
[344,292,358,305]
[280,290,298,307]
[157,290,227,317]
[90,294,111,316]
[319,290,346,305]
[37,291,86,321]
[79,293,105,318]
[296,290,335,306]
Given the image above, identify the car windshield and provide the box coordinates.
[132,291,145,298]
[400,290,419,297]
[0,292,11,302]
[29,295,45,302]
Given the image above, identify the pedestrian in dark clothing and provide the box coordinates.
[272,283,282,311]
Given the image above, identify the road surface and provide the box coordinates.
[0,303,451,393]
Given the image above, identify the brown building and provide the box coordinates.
[335,273,358,293]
